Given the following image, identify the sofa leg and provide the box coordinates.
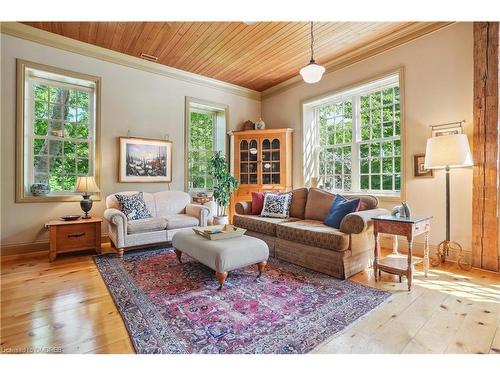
[174,248,182,263]
[116,248,124,258]
[257,261,267,277]
[216,272,228,289]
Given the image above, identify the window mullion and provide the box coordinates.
[29,82,36,186]
[314,108,320,180]
[351,95,360,193]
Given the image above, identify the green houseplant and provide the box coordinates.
[209,151,239,225]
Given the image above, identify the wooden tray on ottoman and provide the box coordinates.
[192,225,246,240]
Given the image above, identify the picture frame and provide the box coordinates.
[413,153,433,178]
[119,137,172,182]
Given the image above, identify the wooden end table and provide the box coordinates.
[45,217,102,262]
[372,215,432,291]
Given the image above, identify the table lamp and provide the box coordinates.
[75,176,100,219]
[424,133,473,268]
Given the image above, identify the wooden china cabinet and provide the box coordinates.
[228,128,293,218]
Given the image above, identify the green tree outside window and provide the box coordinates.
[32,83,92,192]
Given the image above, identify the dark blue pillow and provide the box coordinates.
[324,195,360,229]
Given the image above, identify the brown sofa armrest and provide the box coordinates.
[235,201,252,215]
[340,208,390,234]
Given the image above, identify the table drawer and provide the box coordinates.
[414,220,430,236]
[56,223,96,252]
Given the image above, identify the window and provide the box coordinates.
[185,98,227,193]
[16,60,100,202]
[304,72,402,197]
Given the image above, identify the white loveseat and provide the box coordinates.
[104,191,209,256]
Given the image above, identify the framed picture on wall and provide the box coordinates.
[413,153,433,178]
[119,137,172,182]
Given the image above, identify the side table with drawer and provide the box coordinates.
[372,215,432,291]
[45,217,102,261]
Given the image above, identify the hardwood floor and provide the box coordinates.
[1,246,499,354]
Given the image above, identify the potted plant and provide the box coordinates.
[209,151,239,225]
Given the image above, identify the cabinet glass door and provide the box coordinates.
[261,138,280,185]
[239,139,258,185]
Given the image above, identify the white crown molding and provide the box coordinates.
[261,22,455,100]
[1,22,455,102]
[0,22,261,101]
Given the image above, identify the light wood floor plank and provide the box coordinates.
[1,247,499,354]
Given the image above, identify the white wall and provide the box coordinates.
[1,34,260,247]
[261,23,473,252]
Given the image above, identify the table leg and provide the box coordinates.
[174,248,182,263]
[49,227,57,262]
[407,234,414,291]
[95,222,102,255]
[257,261,267,277]
[392,235,399,255]
[216,271,228,289]
[424,230,430,277]
[374,228,380,282]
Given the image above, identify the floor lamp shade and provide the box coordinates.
[424,134,473,169]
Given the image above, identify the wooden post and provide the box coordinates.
[472,22,499,272]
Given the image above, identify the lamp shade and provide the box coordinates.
[424,134,473,169]
[75,176,100,193]
[299,62,325,84]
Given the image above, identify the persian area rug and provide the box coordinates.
[94,247,390,354]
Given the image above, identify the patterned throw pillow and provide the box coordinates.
[115,192,152,221]
[251,190,279,215]
[260,192,293,218]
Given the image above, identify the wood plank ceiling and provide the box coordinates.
[22,22,410,91]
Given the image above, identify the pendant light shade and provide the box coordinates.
[300,22,325,84]
[300,62,325,83]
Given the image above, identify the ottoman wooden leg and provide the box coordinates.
[216,272,228,289]
[116,248,124,258]
[257,261,267,277]
[174,248,182,263]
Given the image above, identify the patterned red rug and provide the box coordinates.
[94,247,389,353]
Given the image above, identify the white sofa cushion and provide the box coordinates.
[127,217,167,234]
[154,191,190,216]
[163,214,199,229]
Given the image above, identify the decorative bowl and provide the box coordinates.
[60,215,81,221]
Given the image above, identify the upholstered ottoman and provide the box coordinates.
[172,229,269,288]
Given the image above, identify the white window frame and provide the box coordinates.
[188,108,217,192]
[26,77,96,195]
[303,71,404,199]
[184,97,228,194]
[16,59,101,203]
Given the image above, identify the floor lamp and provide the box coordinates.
[424,133,473,270]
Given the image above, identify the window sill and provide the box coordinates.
[334,191,401,202]
[16,192,101,203]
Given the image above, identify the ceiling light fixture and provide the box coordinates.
[299,22,325,84]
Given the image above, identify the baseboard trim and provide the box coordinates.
[1,235,111,257]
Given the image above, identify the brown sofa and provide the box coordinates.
[233,188,389,279]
